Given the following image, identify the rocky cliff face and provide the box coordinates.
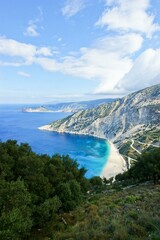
[40,84,160,146]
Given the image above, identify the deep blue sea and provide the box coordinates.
[0,104,109,178]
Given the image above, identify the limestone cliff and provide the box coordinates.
[40,84,160,146]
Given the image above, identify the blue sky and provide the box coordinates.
[0,0,160,103]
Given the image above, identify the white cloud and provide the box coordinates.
[0,37,36,64]
[29,33,141,94]
[18,71,31,78]
[96,0,160,37]
[0,34,143,94]
[116,48,160,92]
[94,33,143,56]
[24,7,43,37]
[1,35,159,96]
[60,34,143,93]
[24,23,39,37]
[0,37,53,65]
[36,47,53,57]
[35,57,62,71]
[33,32,159,95]
[61,0,85,18]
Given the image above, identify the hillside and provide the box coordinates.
[22,106,54,112]
[40,84,160,151]
[43,183,160,240]
[23,98,115,113]
[1,140,160,240]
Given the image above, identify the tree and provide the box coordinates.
[0,179,32,240]
[90,176,103,187]
[35,196,61,226]
[0,140,89,236]
[68,180,83,207]
[115,147,160,184]
[56,182,72,211]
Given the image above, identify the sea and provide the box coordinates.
[0,104,110,178]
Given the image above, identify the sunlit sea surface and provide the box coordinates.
[0,104,109,178]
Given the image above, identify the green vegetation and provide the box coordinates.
[52,184,160,240]
[136,126,159,144]
[118,126,160,162]
[0,140,89,239]
[0,140,160,239]
[116,148,160,185]
[51,148,160,240]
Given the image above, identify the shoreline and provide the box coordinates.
[39,125,127,179]
[100,140,127,179]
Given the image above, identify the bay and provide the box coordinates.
[0,104,109,178]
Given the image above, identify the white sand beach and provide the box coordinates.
[100,141,127,179]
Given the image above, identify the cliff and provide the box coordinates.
[39,84,160,147]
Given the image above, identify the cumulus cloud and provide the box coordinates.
[61,0,86,18]
[0,37,52,65]
[0,34,143,94]
[60,34,143,93]
[0,37,36,64]
[39,35,135,84]
[34,34,142,95]
[116,48,160,92]
[18,71,30,78]
[94,33,143,56]
[96,0,160,37]
[0,35,159,96]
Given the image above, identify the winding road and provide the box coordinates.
[131,139,141,155]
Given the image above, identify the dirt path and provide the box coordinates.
[131,139,141,155]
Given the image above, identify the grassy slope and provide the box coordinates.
[30,183,160,240]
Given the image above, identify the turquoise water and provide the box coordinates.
[0,104,109,178]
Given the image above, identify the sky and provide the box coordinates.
[0,0,160,103]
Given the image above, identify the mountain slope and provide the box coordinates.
[40,84,160,147]
[23,98,115,113]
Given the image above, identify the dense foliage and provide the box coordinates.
[0,140,159,239]
[0,140,89,239]
[116,147,160,185]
